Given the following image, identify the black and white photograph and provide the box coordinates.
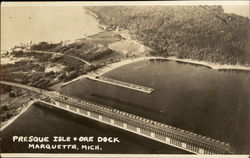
[0,1,249,157]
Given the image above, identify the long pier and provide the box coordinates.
[1,81,234,154]
[37,94,234,154]
[87,76,154,94]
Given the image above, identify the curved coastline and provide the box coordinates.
[91,56,250,76]
[59,9,250,88]
[83,9,250,74]
[83,8,106,31]
[55,56,250,89]
[165,56,250,71]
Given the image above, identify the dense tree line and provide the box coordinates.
[30,42,60,51]
[86,6,250,65]
[81,48,115,61]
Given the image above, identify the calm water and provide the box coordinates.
[1,6,101,51]
[1,103,188,154]
[2,5,249,154]
[60,60,250,154]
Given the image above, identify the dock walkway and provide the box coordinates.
[1,81,234,154]
[88,76,154,94]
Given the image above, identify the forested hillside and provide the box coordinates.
[85,6,250,66]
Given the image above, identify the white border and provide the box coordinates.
[1,1,249,157]
[1,1,249,7]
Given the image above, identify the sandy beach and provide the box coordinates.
[60,55,250,88]
[84,10,250,73]
[59,9,250,88]
[91,56,250,76]
[164,57,250,71]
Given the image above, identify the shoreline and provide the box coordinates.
[56,9,250,88]
[164,56,250,71]
[83,9,250,73]
[60,55,250,88]
[91,56,250,76]
[83,9,107,31]
[0,100,35,131]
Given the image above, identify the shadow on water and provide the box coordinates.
[150,59,250,74]
[60,59,250,154]
[149,59,213,70]
[1,103,190,154]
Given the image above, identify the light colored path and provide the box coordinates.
[0,81,59,97]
